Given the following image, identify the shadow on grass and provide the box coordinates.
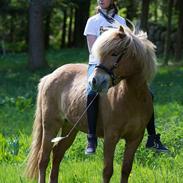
[151,66,183,105]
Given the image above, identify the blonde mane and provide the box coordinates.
[92,26,157,82]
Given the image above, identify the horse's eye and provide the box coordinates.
[111,53,118,57]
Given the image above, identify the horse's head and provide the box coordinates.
[89,26,157,93]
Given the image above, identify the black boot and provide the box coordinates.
[146,110,168,153]
[146,134,168,152]
[85,93,98,155]
[85,134,98,154]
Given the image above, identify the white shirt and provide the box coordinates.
[84,13,126,64]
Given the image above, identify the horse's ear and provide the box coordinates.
[119,26,124,33]
[118,26,126,39]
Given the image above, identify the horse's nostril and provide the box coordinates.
[92,78,97,86]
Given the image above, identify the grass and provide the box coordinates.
[0,49,183,182]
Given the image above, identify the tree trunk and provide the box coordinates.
[126,0,138,20]
[25,13,29,47]
[68,7,74,47]
[140,0,151,32]
[153,0,158,22]
[163,0,173,65]
[175,0,183,61]
[28,0,47,70]
[60,8,67,48]
[1,40,6,56]
[10,15,14,43]
[45,9,52,50]
[73,0,91,47]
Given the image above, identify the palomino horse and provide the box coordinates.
[25,26,156,183]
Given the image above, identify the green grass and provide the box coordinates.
[0,49,183,182]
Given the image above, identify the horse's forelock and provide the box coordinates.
[92,29,130,60]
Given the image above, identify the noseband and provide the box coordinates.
[95,48,127,86]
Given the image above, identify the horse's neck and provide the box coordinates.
[123,73,148,93]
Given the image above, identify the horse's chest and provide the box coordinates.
[100,96,151,130]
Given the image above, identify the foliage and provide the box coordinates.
[0,50,183,182]
[0,0,182,60]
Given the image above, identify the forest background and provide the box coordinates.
[0,0,183,68]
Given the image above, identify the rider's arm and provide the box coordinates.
[86,35,97,54]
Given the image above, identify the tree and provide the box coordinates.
[60,7,67,48]
[126,0,139,20]
[73,0,91,47]
[152,0,158,22]
[44,7,52,50]
[163,0,173,65]
[28,0,47,70]
[175,0,183,61]
[68,5,75,47]
[140,0,151,32]
[0,1,28,53]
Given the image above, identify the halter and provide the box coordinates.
[95,47,127,86]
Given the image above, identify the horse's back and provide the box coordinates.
[52,63,88,79]
[39,64,88,126]
[40,63,87,88]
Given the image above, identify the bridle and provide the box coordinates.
[95,47,127,86]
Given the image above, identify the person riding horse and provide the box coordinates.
[84,0,168,154]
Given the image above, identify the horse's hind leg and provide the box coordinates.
[49,123,78,183]
[103,132,120,183]
[120,133,144,183]
[38,115,61,183]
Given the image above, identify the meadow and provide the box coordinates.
[0,49,183,183]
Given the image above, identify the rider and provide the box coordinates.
[84,0,168,155]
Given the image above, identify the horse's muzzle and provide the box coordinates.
[89,74,110,93]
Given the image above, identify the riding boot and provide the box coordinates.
[146,112,168,152]
[146,111,156,136]
[85,93,99,155]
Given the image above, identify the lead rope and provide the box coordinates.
[51,93,99,143]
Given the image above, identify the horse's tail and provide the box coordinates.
[25,79,45,179]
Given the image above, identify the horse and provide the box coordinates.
[25,26,157,183]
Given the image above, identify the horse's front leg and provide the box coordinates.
[103,133,120,183]
[121,133,144,183]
